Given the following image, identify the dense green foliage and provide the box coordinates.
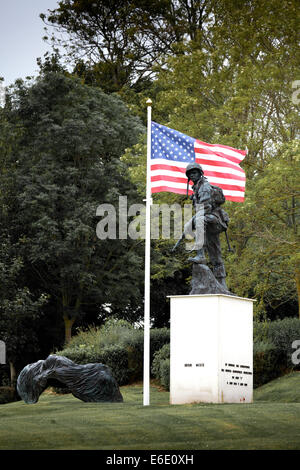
[151,343,170,390]
[0,238,49,385]
[55,319,170,385]
[121,0,300,319]
[0,386,18,405]
[253,342,282,388]
[41,0,214,93]
[254,318,300,364]
[0,72,145,380]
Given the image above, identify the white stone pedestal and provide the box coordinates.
[169,294,255,404]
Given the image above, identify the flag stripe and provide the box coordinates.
[196,140,247,158]
[152,186,190,196]
[150,121,246,202]
[223,195,245,202]
[195,145,245,165]
[151,163,246,182]
[151,179,245,196]
[151,175,245,192]
[151,185,245,202]
[201,170,246,182]
[151,170,246,187]
[194,156,245,174]
[151,162,187,172]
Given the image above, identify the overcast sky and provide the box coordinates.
[0,0,61,86]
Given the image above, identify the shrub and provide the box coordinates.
[0,367,10,387]
[150,328,170,362]
[54,344,130,386]
[253,341,282,388]
[267,318,300,369]
[159,359,170,391]
[0,386,17,404]
[151,344,170,391]
[69,319,134,350]
[99,344,130,385]
[253,320,270,343]
[124,333,144,383]
[57,345,99,364]
[253,318,300,386]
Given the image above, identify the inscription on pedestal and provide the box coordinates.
[220,362,252,387]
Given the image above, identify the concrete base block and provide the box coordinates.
[169,294,255,404]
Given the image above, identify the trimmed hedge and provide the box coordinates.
[55,344,131,385]
[253,318,300,386]
[267,318,300,369]
[253,341,282,388]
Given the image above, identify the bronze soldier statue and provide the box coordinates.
[183,162,230,291]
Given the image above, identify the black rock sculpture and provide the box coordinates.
[17,355,123,404]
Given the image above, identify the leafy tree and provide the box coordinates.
[40,0,213,92]
[0,238,48,386]
[0,72,145,345]
[122,0,300,318]
[227,141,300,318]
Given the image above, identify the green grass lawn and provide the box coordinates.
[0,374,299,450]
[254,372,300,403]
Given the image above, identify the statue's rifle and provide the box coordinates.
[225,230,234,253]
[171,233,185,252]
[171,214,196,252]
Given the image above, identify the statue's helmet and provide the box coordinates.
[185,162,204,178]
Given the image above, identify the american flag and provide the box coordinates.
[151,121,246,202]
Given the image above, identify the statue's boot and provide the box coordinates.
[188,249,207,264]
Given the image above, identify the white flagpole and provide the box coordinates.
[143,98,152,406]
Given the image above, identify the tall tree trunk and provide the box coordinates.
[63,316,75,344]
[9,361,17,388]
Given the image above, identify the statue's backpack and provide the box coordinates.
[210,184,229,231]
[210,184,226,207]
